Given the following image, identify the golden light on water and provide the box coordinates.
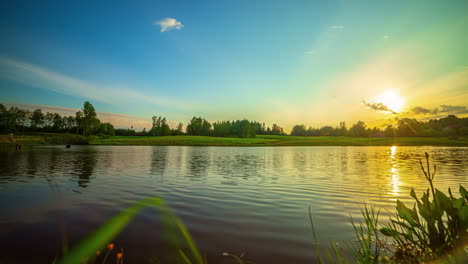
[389,146,401,198]
[374,90,405,113]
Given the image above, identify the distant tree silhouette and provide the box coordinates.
[291,124,307,136]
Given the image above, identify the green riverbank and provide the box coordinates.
[2,134,468,146]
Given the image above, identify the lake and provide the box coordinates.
[0,145,467,263]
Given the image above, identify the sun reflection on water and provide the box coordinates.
[389,146,400,199]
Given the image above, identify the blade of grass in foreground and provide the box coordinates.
[59,197,203,264]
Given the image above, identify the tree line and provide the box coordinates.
[290,116,468,137]
[187,117,284,138]
[2,101,467,138]
[0,102,115,136]
[116,116,285,138]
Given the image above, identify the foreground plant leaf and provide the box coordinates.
[59,197,203,264]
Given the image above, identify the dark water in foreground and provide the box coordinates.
[0,146,467,263]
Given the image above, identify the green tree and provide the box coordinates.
[75,111,83,135]
[160,117,171,136]
[52,113,64,132]
[82,101,100,136]
[151,116,162,136]
[31,109,45,130]
[271,124,284,135]
[348,121,367,137]
[174,122,184,135]
[291,124,307,136]
[238,119,252,138]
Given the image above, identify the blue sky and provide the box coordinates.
[1,0,467,130]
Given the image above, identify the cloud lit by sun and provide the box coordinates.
[377,91,405,113]
[364,90,405,114]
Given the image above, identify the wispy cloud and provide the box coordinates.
[362,101,396,114]
[329,25,344,30]
[440,104,468,114]
[410,106,438,115]
[305,50,316,55]
[153,18,184,32]
[0,56,191,110]
[405,105,468,118]
[383,35,390,39]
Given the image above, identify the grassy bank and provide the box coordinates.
[86,135,468,146]
[0,133,89,145]
[2,134,468,146]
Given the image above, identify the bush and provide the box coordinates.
[312,153,468,263]
[379,153,468,263]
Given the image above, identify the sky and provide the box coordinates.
[0,0,467,131]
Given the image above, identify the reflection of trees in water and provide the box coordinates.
[0,149,23,182]
[47,148,63,175]
[25,149,41,177]
[71,149,98,188]
[186,149,210,180]
[231,154,261,179]
[212,151,262,181]
[150,147,168,178]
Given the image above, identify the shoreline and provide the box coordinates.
[2,134,468,147]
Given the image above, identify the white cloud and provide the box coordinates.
[383,35,390,39]
[153,18,184,32]
[329,25,344,30]
[305,50,316,55]
[0,56,191,111]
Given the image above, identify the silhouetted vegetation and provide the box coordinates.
[0,102,115,136]
[291,116,468,137]
[185,117,285,138]
[2,102,468,139]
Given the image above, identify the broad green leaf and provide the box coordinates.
[396,200,418,226]
[435,189,450,211]
[453,198,464,209]
[459,205,468,223]
[460,185,468,200]
[410,188,417,200]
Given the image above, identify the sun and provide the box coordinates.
[373,90,405,113]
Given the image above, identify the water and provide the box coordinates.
[0,145,467,263]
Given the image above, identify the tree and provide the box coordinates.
[151,116,161,136]
[337,121,348,136]
[52,113,63,132]
[75,111,83,135]
[149,116,171,136]
[96,122,115,135]
[187,117,202,135]
[291,124,307,136]
[271,124,284,135]
[31,109,45,130]
[319,126,334,136]
[82,101,100,136]
[238,119,252,138]
[397,118,422,137]
[348,121,367,137]
[173,122,184,135]
[160,117,171,136]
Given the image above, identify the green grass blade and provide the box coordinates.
[60,197,163,264]
[178,250,193,264]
